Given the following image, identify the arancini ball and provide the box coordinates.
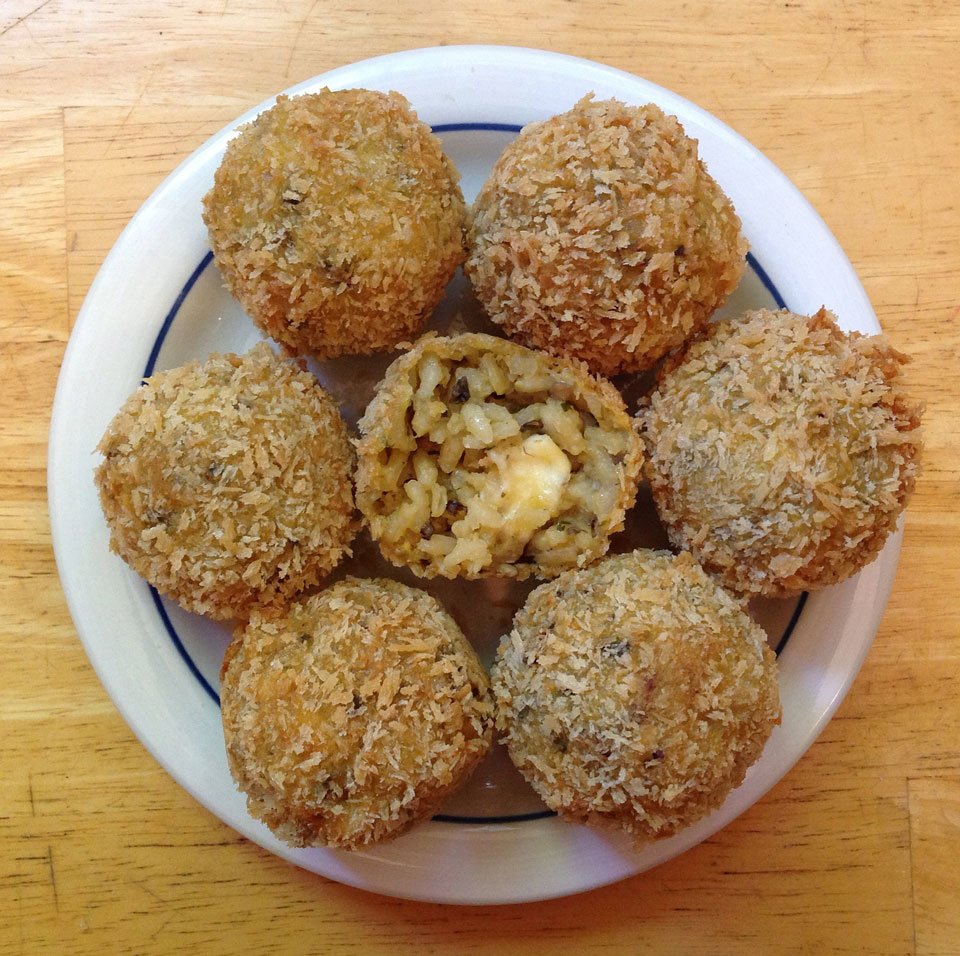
[639,308,923,596]
[220,577,494,849]
[203,89,466,358]
[466,96,747,376]
[492,550,780,842]
[355,332,643,580]
[95,343,356,619]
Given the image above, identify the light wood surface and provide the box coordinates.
[3,1,958,952]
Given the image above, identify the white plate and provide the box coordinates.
[48,45,899,905]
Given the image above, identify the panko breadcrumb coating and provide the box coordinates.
[203,89,466,358]
[355,332,643,580]
[95,343,356,619]
[640,308,923,596]
[493,550,780,842]
[220,578,494,849]
[465,96,747,376]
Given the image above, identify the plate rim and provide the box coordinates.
[48,44,895,905]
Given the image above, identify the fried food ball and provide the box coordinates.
[220,577,494,849]
[355,332,643,580]
[493,550,780,842]
[95,343,356,620]
[465,95,747,376]
[203,89,466,358]
[639,308,923,596]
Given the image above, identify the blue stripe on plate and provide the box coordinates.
[746,251,787,310]
[433,122,522,134]
[144,250,214,379]
[148,584,221,705]
[433,810,557,824]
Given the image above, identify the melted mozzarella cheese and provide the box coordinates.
[492,434,571,540]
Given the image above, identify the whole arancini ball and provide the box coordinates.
[95,343,356,619]
[221,578,494,849]
[203,89,466,358]
[639,308,923,596]
[466,96,747,376]
[493,550,780,842]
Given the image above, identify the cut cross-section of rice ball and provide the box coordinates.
[355,332,643,580]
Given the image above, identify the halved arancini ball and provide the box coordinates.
[492,549,780,842]
[95,343,356,620]
[639,307,923,596]
[220,577,494,849]
[466,95,747,376]
[355,332,643,580]
[203,89,466,358]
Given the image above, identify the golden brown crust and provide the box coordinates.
[95,343,357,619]
[465,96,747,376]
[639,308,924,596]
[354,332,644,579]
[203,90,466,358]
[492,550,780,842]
[220,578,494,849]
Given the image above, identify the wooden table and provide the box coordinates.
[3,1,957,952]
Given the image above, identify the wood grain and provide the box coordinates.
[2,0,958,952]
[911,778,960,955]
